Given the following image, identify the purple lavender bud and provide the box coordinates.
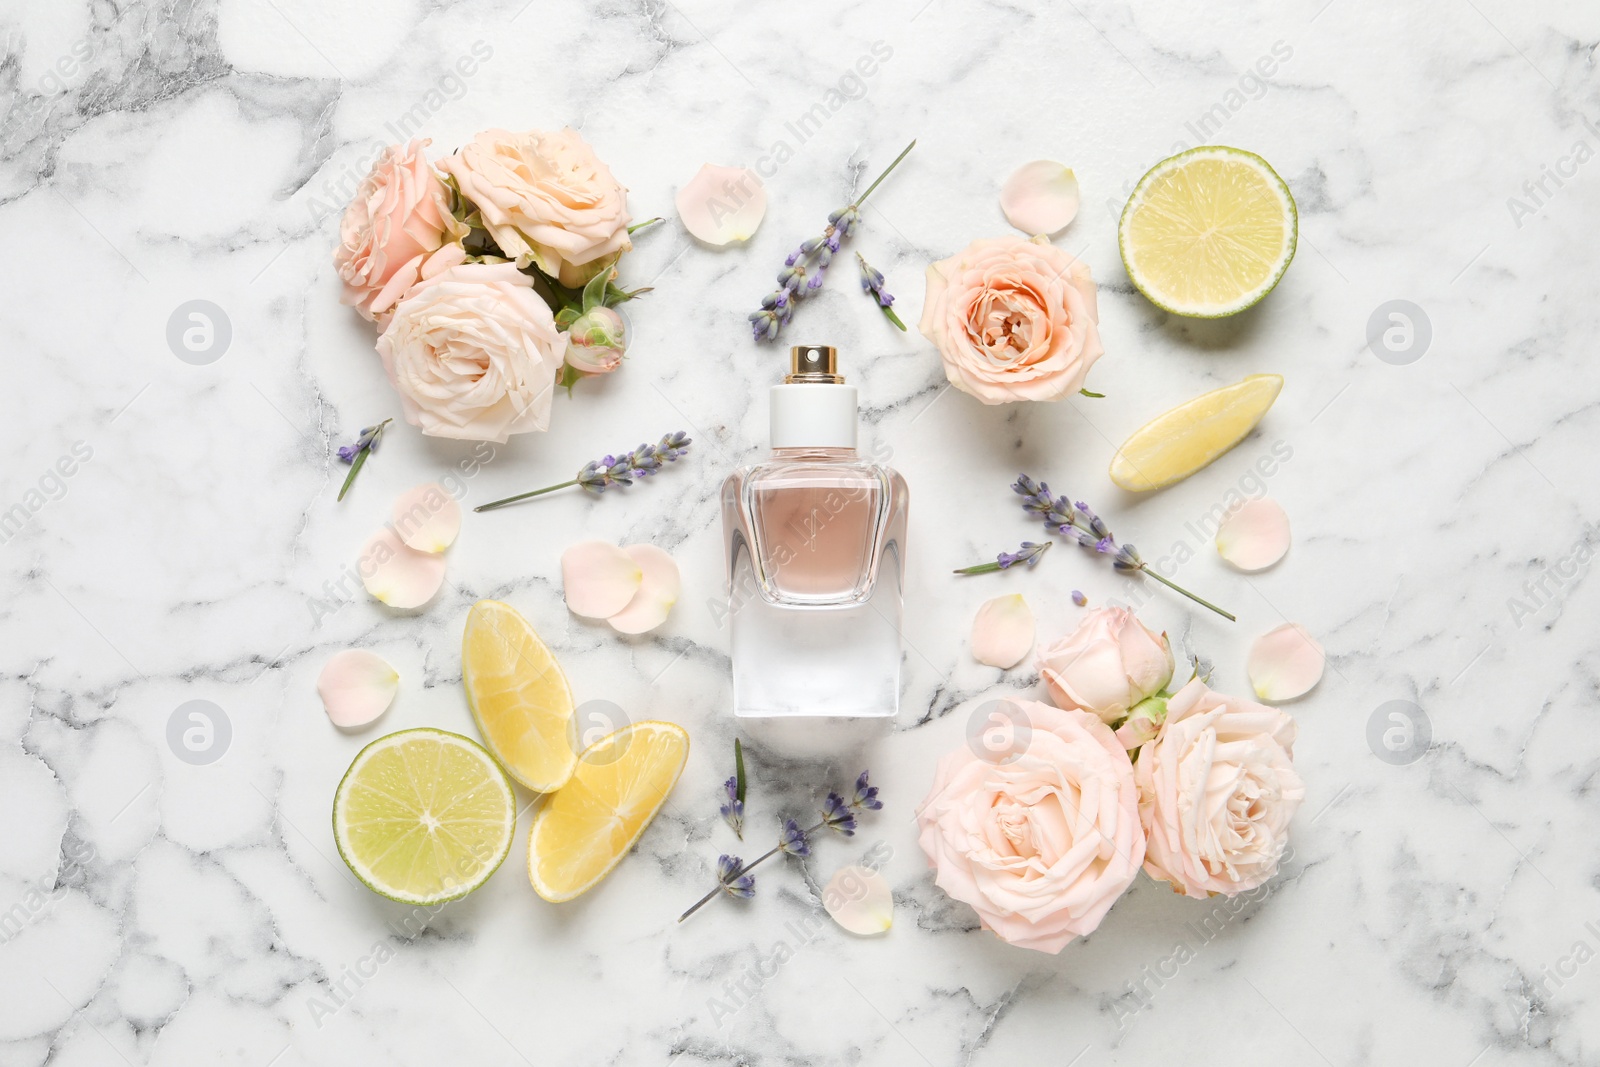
[851,771,882,810]
[1072,590,1087,606]
[336,444,359,463]
[716,854,756,899]
[1095,537,1114,554]
[777,818,810,857]
[819,792,857,836]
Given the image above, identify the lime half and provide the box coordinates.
[1119,146,1297,318]
[333,728,516,905]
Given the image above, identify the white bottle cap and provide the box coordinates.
[770,346,857,449]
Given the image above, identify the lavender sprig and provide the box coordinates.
[720,777,744,840]
[474,432,691,512]
[1013,474,1235,621]
[679,771,881,922]
[855,252,906,331]
[335,418,392,502]
[750,141,916,342]
[954,539,1051,576]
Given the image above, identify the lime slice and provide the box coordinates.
[332,728,516,905]
[1119,146,1296,317]
[1110,374,1283,492]
[528,720,689,903]
[462,600,578,793]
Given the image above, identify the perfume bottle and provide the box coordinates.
[721,345,909,751]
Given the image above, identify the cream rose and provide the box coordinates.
[919,235,1103,404]
[1037,607,1173,725]
[915,700,1144,953]
[439,127,632,287]
[333,139,467,322]
[376,263,566,443]
[1135,679,1305,899]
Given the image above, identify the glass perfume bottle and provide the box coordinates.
[721,345,909,751]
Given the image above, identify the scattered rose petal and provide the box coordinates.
[1000,160,1081,236]
[316,649,399,728]
[1216,498,1290,571]
[676,164,767,246]
[1248,623,1325,701]
[392,482,461,553]
[360,527,447,609]
[607,544,681,634]
[562,541,643,619]
[823,865,893,936]
[970,593,1035,669]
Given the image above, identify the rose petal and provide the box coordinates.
[1000,161,1081,236]
[562,541,643,619]
[971,593,1035,669]
[316,649,399,728]
[392,482,462,553]
[823,865,893,936]
[676,164,767,246]
[1248,623,1325,701]
[1216,498,1290,571]
[360,527,447,609]
[607,544,681,635]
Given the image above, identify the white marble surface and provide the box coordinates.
[3,0,1599,1063]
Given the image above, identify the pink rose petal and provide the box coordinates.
[1000,160,1081,236]
[562,541,643,619]
[676,164,767,246]
[316,649,399,728]
[607,544,681,635]
[359,527,447,609]
[1248,623,1325,701]
[971,594,1035,669]
[823,865,893,936]
[1216,498,1290,571]
[392,482,461,553]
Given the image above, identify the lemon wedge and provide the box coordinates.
[1119,146,1296,317]
[1110,374,1284,492]
[332,728,516,905]
[461,600,578,792]
[527,720,689,902]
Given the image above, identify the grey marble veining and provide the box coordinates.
[3,0,1599,1063]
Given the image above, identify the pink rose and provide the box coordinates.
[439,128,632,288]
[1037,607,1173,725]
[333,139,467,322]
[1135,679,1305,899]
[918,235,1103,404]
[376,263,566,443]
[915,700,1144,953]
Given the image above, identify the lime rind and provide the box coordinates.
[1118,146,1297,318]
[332,727,516,906]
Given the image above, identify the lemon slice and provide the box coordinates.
[1119,146,1296,317]
[462,600,578,792]
[527,720,689,902]
[1110,374,1283,492]
[332,728,516,905]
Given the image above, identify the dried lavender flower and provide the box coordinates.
[855,252,907,331]
[1013,474,1235,621]
[749,142,915,342]
[475,431,692,512]
[954,539,1052,575]
[335,418,392,502]
[716,854,756,899]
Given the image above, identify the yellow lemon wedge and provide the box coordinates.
[332,728,516,906]
[1119,146,1296,317]
[527,721,689,902]
[461,600,578,793]
[1110,374,1284,492]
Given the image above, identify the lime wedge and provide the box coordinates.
[333,728,516,905]
[1119,146,1296,317]
[1110,374,1284,492]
